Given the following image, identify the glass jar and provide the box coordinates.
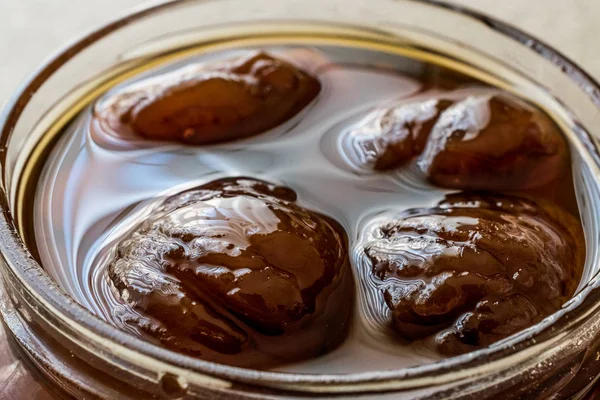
[2,0,600,398]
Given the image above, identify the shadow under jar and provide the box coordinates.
[2,1,600,399]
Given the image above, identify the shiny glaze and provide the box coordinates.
[346,92,568,191]
[97,52,321,145]
[419,95,569,191]
[108,177,353,367]
[349,98,453,170]
[364,193,584,355]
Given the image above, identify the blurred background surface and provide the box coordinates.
[0,0,598,104]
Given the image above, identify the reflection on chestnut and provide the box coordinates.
[108,177,353,368]
[364,193,584,355]
[350,98,453,170]
[418,94,569,191]
[98,52,321,145]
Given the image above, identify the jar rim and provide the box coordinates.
[2,0,600,393]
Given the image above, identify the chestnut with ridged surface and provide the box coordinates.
[418,94,569,191]
[364,193,584,355]
[108,177,353,368]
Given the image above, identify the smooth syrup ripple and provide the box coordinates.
[33,45,595,373]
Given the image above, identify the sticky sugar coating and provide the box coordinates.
[349,98,453,170]
[364,193,584,355]
[96,52,321,145]
[108,177,353,368]
[350,92,568,191]
[418,95,569,191]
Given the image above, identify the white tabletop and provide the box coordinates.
[0,2,597,398]
[1,0,598,103]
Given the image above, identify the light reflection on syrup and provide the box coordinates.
[33,44,587,373]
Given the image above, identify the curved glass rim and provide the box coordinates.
[2,0,600,392]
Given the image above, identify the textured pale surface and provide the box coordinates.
[0,0,599,105]
[0,0,598,398]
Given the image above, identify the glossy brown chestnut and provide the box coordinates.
[365,193,584,355]
[351,98,453,170]
[98,52,321,144]
[418,94,569,191]
[108,177,353,368]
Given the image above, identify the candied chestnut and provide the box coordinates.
[349,98,453,170]
[98,52,321,144]
[364,193,584,355]
[418,94,569,191]
[108,177,353,368]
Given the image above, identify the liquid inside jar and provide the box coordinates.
[30,41,588,373]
